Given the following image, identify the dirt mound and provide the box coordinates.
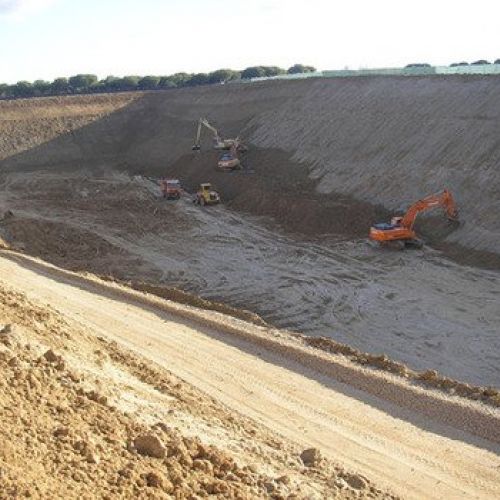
[299,335,500,408]
[2,76,500,255]
[0,346,269,498]
[1,215,118,263]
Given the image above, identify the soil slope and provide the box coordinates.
[1,77,500,255]
[1,172,499,387]
[2,75,500,499]
[1,250,499,500]
[1,252,393,499]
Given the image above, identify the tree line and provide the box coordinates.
[0,64,316,100]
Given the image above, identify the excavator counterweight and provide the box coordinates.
[369,189,458,248]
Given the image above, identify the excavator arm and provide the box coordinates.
[193,120,202,149]
[401,189,458,229]
[192,118,222,150]
[200,118,220,136]
[191,117,246,153]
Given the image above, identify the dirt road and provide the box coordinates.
[1,250,499,499]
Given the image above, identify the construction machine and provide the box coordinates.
[369,189,459,249]
[192,118,240,151]
[159,178,182,200]
[194,183,220,206]
[217,143,241,171]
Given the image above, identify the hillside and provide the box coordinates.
[1,79,500,389]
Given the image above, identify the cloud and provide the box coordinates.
[0,0,57,17]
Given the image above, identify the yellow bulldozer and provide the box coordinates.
[193,183,220,206]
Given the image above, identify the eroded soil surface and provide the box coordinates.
[1,171,499,387]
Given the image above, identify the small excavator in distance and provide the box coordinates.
[217,143,241,171]
[192,118,241,151]
[369,189,459,249]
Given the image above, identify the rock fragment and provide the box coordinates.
[86,390,108,405]
[300,447,322,466]
[144,471,163,488]
[193,459,213,474]
[53,426,70,438]
[340,472,368,490]
[0,324,13,335]
[43,349,62,364]
[0,324,15,347]
[86,450,100,464]
[133,434,166,459]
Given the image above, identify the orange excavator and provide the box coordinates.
[369,189,459,249]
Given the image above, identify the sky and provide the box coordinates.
[1,0,499,83]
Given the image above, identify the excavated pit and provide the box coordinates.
[1,76,500,387]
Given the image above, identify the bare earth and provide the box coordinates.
[1,250,499,499]
[1,171,499,387]
[1,251,396,499]
[1,80,500,498]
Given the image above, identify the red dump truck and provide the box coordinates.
[159,179,182,200]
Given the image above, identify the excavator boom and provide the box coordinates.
[192,118,232,151]
[401,189,458,229]
[200,118,219,136]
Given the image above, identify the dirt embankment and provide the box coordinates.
[1,271,389,499]
[2,251,500,499]
[2,77,500,257]
[0,93,139,163]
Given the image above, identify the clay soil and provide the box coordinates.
[1,79,500,497]
[1,170,499,387]
[1,272,389,499]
